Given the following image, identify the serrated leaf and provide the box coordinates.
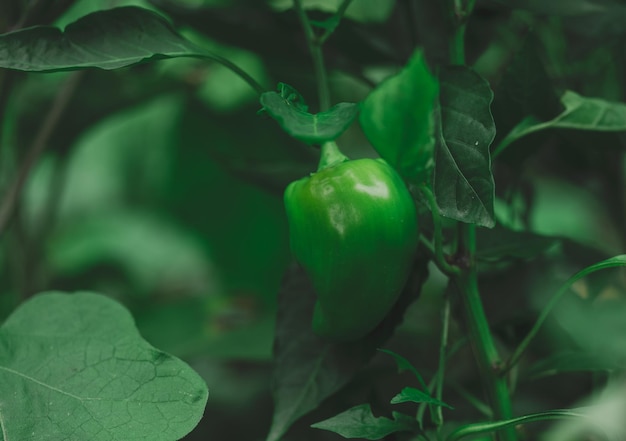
[260,90,359,144]
[311,404,418,440]
[390,387,453,409]
[267,259,429,441]
[494,90,626,156]
[360,49,438,183]
[0,291,208,441]
[434,66,496,228]
[378,349,428,390]
[0,6,226,73]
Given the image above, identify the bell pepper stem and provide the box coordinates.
[317,141,348,171]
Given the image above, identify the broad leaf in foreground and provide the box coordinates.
[0,291,208,441]
[359,49,438,183]
[493,90,626,156]
[311,404,418,440]
[434,66,496,228]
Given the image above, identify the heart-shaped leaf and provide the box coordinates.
[0,291,208,441]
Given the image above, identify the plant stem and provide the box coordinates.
[293,0,331,111]
[318,0,356,44]
[454,225,516,441]
[448,0,477,65]
[420,186,460,276]
[445,408,590,441]
[444,0,515,438]
[433,295,451,435]
[0,72,82,236]
[208,53,266,95]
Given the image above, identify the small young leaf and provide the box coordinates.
[260,88,359,144]
[390,387,454,409]
[0,291,208,441]
[494,91,626,156]
[434,66,496,228]
[311,404,418,440]
[378,349,428,390]
[360,49,438,183]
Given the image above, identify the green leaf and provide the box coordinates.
[0,291,208,441]
[494,90,626,157]
[311,404,418,440]
[378,349,428,390]
[476,225,559,261]
[391,387,454,409]
[0,5,264,93]
[528,351,621,379]
[260,88,359,145]
[0,6,204,71]
[434,66,496,228]
[359,49,438,183]
[491,35,563,150]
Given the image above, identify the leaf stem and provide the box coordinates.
[293,0,331,111]
[503,255,626,374]
[0,72,82,236]
[208,52,266,95]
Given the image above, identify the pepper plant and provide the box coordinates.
[1,0,626,440]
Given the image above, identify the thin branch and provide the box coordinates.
[0,71,83,236]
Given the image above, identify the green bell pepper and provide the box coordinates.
[284,151,418,341]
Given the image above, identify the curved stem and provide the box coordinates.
[446,408,590,441]
[420,186,460,276]
[293,0,331,111]
[209,53,266,95]
[503,255,626,374]
[318,0,356,44]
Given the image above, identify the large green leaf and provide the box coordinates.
[359,49,438,183]
[434,67,496,228]
[0,291,208,441]
[0,4,261,93]
[493,91,626,157]
[0,7,201,71]
[311,404,418,440]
